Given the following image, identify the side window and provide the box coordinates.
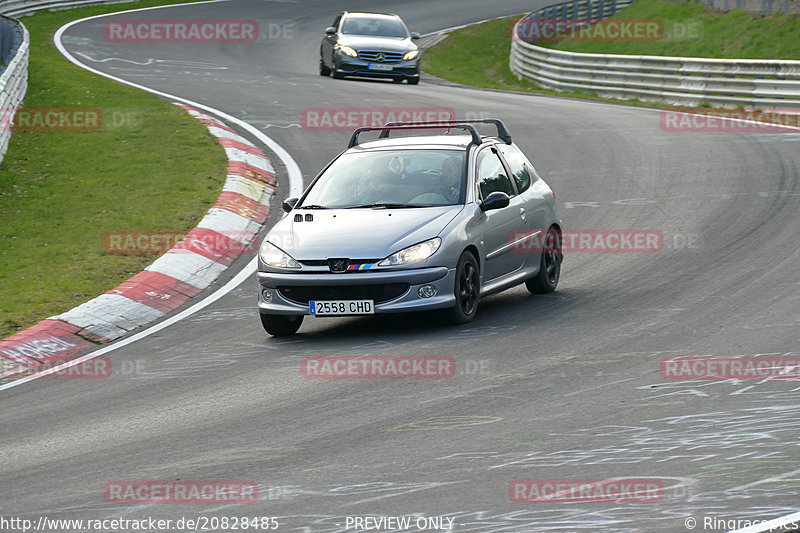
[332,14,343,29]
[477,149,515,199]
[498,144,538,194]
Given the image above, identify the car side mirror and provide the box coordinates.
[480,191,510,212]
[283,197,299,213]
[325,27,337,35]
[410,32,421,40]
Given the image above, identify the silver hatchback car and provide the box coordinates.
[257,120,562,336]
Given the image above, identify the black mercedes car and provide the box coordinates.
[320,12,421,84]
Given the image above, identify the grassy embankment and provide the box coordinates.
[0,0,229,339]
[422,0,800,104]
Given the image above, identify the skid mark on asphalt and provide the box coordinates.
[388,416,502,431]
[694,461,800,492]
[73,51,228,69]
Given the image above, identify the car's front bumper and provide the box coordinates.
[257,266,454,315]
[334,57,420,80]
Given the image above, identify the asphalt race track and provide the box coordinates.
[3,1,800,531]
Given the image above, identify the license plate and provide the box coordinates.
[368,63,393,71]
[310,300,375,316]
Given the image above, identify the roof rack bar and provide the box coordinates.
[384,118,512,144]
[377,123,481,145]
[348,123,481,148]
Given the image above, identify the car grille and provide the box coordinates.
[357,50,404,64]
[278,284,409,305]
[299,259,381,270]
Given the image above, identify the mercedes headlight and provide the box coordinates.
[403,50,419,61]
[338,46,358,57]
[378,238,441,266]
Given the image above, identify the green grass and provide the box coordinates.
[0,0,228,339]
[422,0,800,103]
[422,16,641,105]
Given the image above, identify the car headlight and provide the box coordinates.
[338,46,358,57]
[378,238,441,267]
[403,50,419,61]
[259,241,300,269]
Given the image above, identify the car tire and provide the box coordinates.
[525,227,562,294]
[445,251,480,324]
[408,77,420,85]
[260,313,303,336]
[319,58,331,76]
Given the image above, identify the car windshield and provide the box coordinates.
[341,16,408,38]
[300,150,466,209]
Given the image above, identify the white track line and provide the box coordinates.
[0,0,302,393]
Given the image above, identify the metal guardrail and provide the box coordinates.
[510,0,800,108]
[1,0,129,18]
[0,0,127,166]
[0,15,28,160]
[687,0,799,15]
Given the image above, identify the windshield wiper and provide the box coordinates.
[299,204,329,209]
[347,203,417,209]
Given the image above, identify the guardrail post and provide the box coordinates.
[571,1,579,33]
[610,0,618,16]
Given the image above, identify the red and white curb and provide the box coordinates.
[0,105,276,379]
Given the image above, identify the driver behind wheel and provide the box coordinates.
[437,156,461,203]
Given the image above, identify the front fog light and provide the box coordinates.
[261,289,273,303]
[418,285,437,298]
